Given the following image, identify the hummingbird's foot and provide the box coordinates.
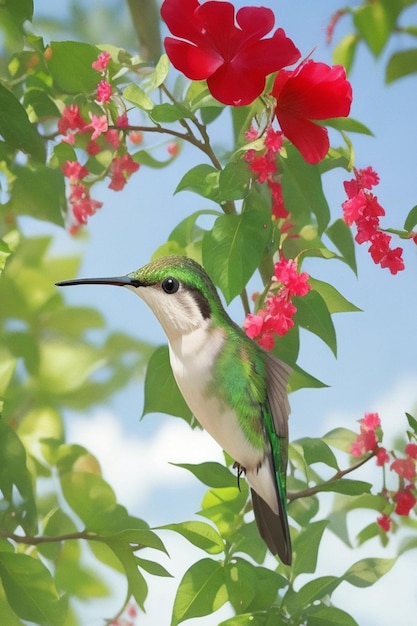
[233,461,246,491]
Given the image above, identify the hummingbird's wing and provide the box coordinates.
[252,353,292,564]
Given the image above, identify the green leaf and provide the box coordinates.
[0,420,37,534]
[175,164,220,200]
[8,165,65,227]
[294,290,337,356]
[343,557,396,588]
[297,437,339,470]
[284,575,340,614]
[288,494,319,527]
[199,486,248,539]
[306,604,359,626]
[245,566,288,612]
[150,103,192,123]
[404,205,417,232]
[323,427,357,453]
[123,83,154,111]
[280,146,330,233]
[132,148,174,168]
[386,48,417,83]
[0,552,67,626]
[217,159,251,201]
[160,521,224,555]
[309,278,361,314]
[326,219,357,274]
[171,558,228,626]
[317,478,372,496]
[47,41,100,93]
[225,558,256,613]
[0,83,45,161]
[203,186,271,303]
[143,53,169,92]
[3,0,34,25]
[0,350,17,399]
[321,117,373,136]
[353,4,392,57]
[332,34,358,74]
[173,461,238,488]
[105,539,148,610]
[292,520,328,576]
[406,412,417,435]
[135,556,172,578]
[142,345,193,422]
[288,364,328,392]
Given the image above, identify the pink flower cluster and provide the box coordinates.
[243,255,311,350]
[244,125,288,220]
[342,167,405,274]
[350,413,417,531]
[57,52,140,232]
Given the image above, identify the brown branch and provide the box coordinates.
[0,530,101,545]
[287,452,375,501]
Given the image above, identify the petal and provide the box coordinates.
[197,1,241,60]
[273,61,352,120]
[208,62,267,105]
[276,110,330,164]
[237,29,300,77]
[235,6,275,41]
[164,38,222,79]
[161,0,203,41]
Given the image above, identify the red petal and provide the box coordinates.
[161,0,203,41]
[235,6,275,41]
[207,62,266,105]
[164,38,222,79]
[277,110,330,163]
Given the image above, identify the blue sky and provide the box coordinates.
[31,1,417,624]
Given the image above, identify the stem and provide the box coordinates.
[287,452,375,501]
[0,530,145,550]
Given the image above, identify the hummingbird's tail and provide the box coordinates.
[251,488,292,565]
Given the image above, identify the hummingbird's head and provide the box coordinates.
[56,255,226,340]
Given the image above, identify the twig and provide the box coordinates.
[287,452,375,501]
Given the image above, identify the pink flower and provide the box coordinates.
[96,80,112,103]
[88,114,108,140]
[342,167,405,274]
[272,60,352,164]
[376,514,391,532]
[69,183,103,226]
[108,154,140,191]
[391,457,416,481]
[394,488,416,516]
[62,160,89,180]
[161,0,300,106]
[375,447,390,466]
[406,443,417,460]
[362,412,381,431]
[274,257,311,296]
[105,129,121,149]
[92,51,111,72]
[248,152,276,183]
[268,180,288,220]
[167,142,179,156]
[58,104,88,136]
[116,112,129,127]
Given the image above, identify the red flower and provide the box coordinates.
[271,60,352,164]
[375,447,390,466]
[376,513,391,532]
[274,257,311,297]
[391,457,416,481]
[62,160,89,181]
[92,51,111,72]
[406,443,417,460]
[96,79,112,103]
[394,488,416,516]
[161,0,300,106]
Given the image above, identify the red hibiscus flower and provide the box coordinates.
[161,0,300,106]
[271,60,352,164]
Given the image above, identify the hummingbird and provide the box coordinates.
[56,255,292,564]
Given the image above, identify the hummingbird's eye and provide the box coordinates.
[161,277,180,294]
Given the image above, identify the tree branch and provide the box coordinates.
[287,452,375,501]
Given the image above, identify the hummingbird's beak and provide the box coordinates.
[55,275,142,288]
